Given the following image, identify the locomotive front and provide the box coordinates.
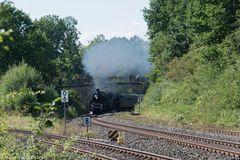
[89,89,112,113]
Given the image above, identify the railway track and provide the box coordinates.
[200,128,240,137]
[97,114,240,137]
[92,118,240,158]
[14,131,116,160]
[11,129,177,160]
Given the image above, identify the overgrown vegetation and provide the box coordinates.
[0,1,84,83]
[0,63,42,94]
[0,135,86,160]
[139,0,240,129]
[0,112,91,159]
[0,1,91,118]
[0,2,91,157]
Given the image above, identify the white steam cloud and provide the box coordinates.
[82,36,151,79]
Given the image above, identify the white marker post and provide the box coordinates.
[61,90,69,135]
[83,116,91,139]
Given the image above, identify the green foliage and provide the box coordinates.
[32,97,60,133]
[68,89,87,117]
[0,88,37,113]
[144,0,240,82]
[0,97,87,159]
[0,1,32,74]
[139,29,240,128]
[148,32,170,81]
[141,0,240,127]
[36,86,58,103]
[0,115,7,134]
[0,2,83,84]
[0,1,161,157]
[55,89,86,118]
[0,111,85,159]
[0,64,83,117]
[202,45,227,71]
[190,0,239,45]
[0,29,13,52]
[86,34,106,49]
[30,15,82,83]
[0,133,85,159]
[165,54,198,81]
[0,62,43,96]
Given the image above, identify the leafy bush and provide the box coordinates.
[165,54,199,81]
[68,89,87,115]
[139,29,240,128]
[0,133,86,159]
[55,89,87,118]
[0,62,43,96]
[0,88,37,113]
[36,86,58,103]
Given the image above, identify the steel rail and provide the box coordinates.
[92,118,240,158]
[10,129,177,160]
[200,128,240,136]
[13,132,117,160]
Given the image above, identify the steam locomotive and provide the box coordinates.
[58,75,147,114]
[89,88,143,114]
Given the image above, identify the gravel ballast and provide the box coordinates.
[69,115,239,160]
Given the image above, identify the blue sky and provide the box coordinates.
[11,0,149,45]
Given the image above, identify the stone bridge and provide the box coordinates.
[58,81,148,107]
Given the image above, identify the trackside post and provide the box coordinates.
[83,116,91,139]
[61,90,69,135]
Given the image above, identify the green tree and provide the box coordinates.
[0,1,32,74]
[143,0,240,82]
[189,0,240,45]
[54,16,83,83]
[0,2,84,84]
[28,15,82,83]
[144,0,191,59]
[86,34,106,49]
